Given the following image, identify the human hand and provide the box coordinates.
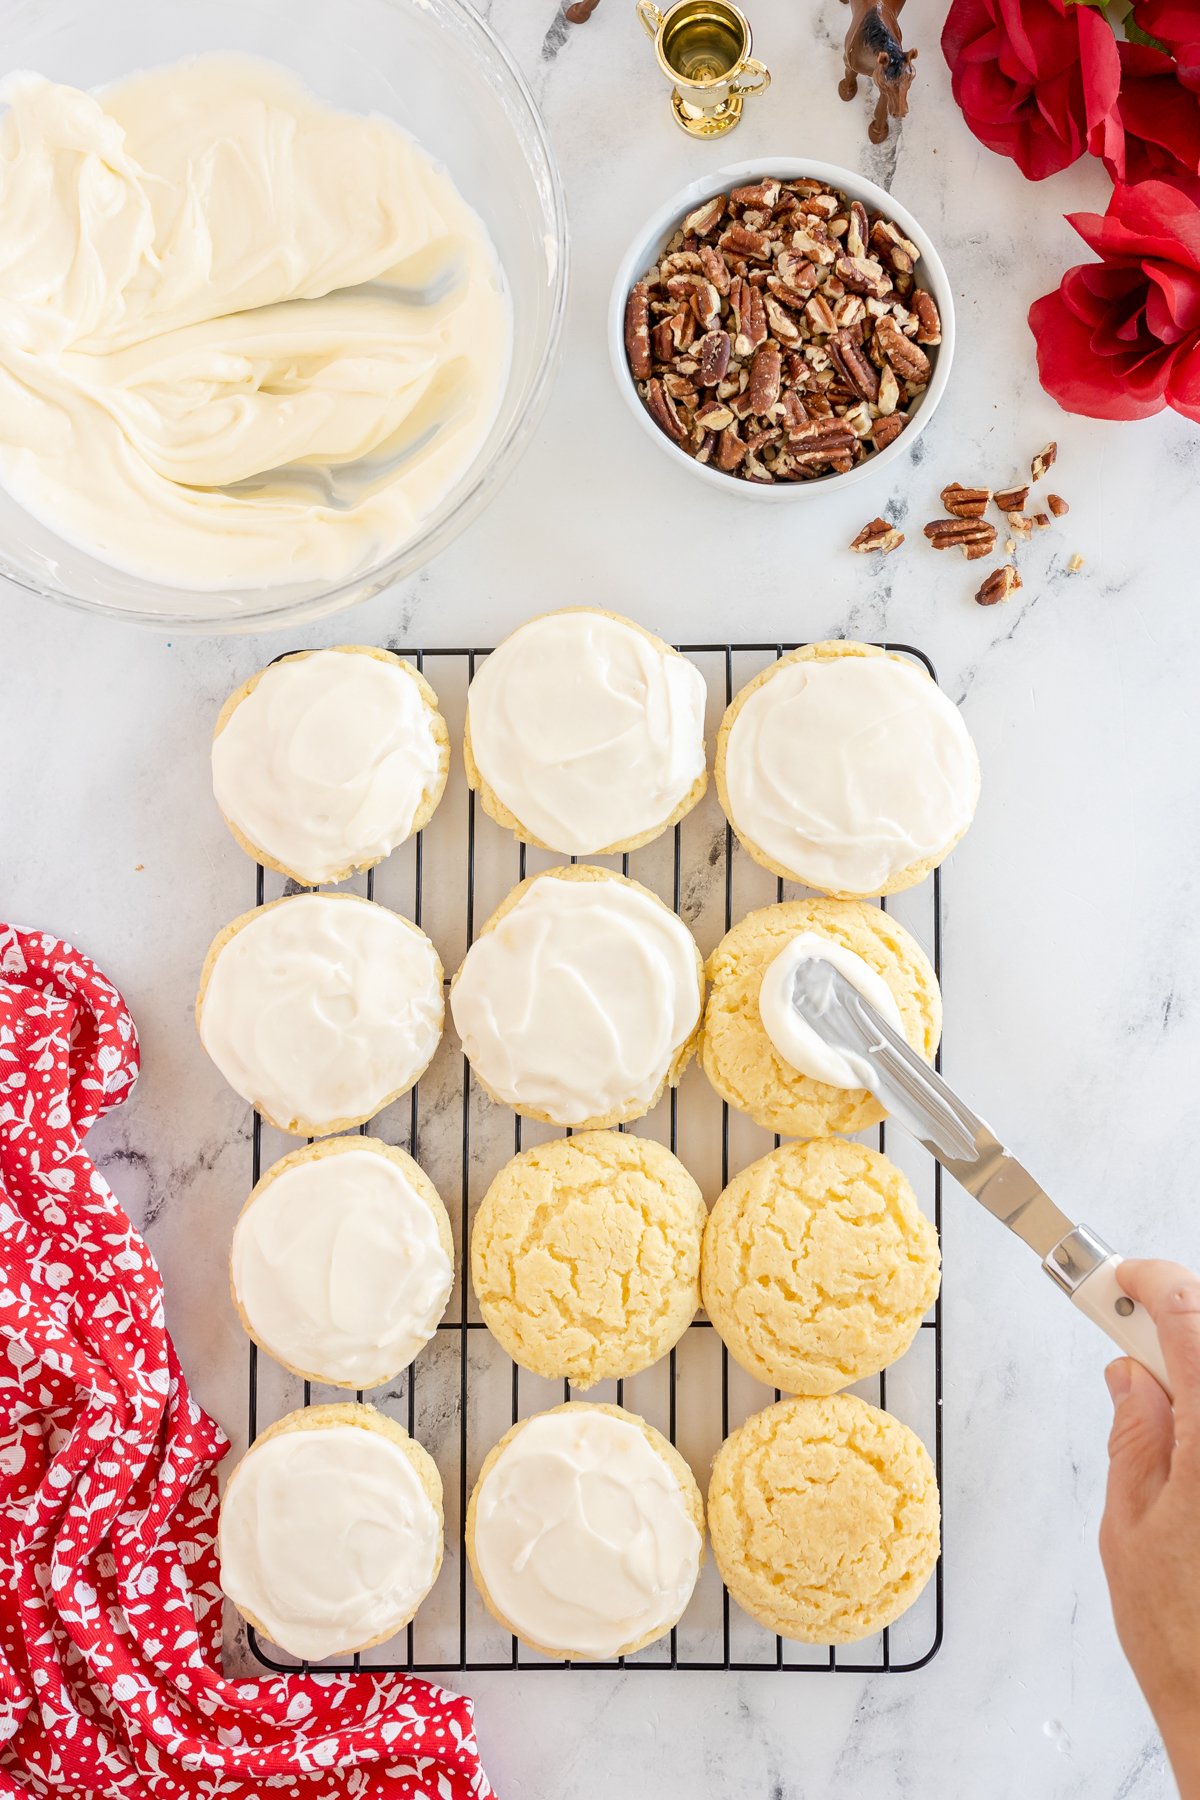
[1101,1260,1200,1800]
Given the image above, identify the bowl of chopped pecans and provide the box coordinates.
[609,158,954,494]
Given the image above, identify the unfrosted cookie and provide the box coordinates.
[466,1402,704,1660]
[219,1402,443,1659]
[701,1140,940,1395]
[450,865,704,1129]
[715,641,980,898]
[472,1131,704,1388]
[212,646,449,886]
[708,1395,939,1643]
[700,898,940,1138]
[230,1136,454,1389]
[465,608,707,856]
[196,892,443,1137]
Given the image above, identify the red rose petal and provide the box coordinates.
[1029,287,1169,419]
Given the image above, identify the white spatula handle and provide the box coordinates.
[1044,1226,1172,1398]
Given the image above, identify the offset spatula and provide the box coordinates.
[789,955,1172,1395]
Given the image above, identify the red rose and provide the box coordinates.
[1028,180,1200,422]
[1104,43,1200,205]
[1131,0,1200,92]
[941,0,1122,180]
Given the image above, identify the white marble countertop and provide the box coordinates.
[4,2,1198,1794]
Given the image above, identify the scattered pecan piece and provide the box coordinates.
[923,517,998,559]
[1031,441,1057,481]
[850,517,905,554]
[940,483,991,519]
[1006,512,1033,538]
[1047,493,1069,517]
[994,485,1029,513]
[625,282,653,380]
[975,564,1021,606]
[1032,511,1051,529]
[1068,553,1085,572]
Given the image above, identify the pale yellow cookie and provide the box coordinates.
[451,865,705,1131]
[465,1402,705,1660]
[708,1395,939,1643]
[701,1140,940,1395]
[219,1402,443,1657]
[472,1131,705,1388]
[700,898,940,1138]
[714,641,980,897]
[230,1136,455,1389]
[464,607,708,856]
[213,646,450,885]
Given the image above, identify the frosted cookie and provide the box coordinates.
[466,1403,704,1660]
[701,1141,940,1395]
[450,866,704,1129]
[219,1403,443,1660]
[196,892,443,1136]
[715,641,980,897]
[464,608,707,856]
[212,647,450,886]
[700,898,940,1138]
[472,1131,704,1388]
[230,1136,454,1389]
[708,1395,939,1643]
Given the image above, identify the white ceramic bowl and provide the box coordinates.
[608,157,955,500]
[0,0,568,633]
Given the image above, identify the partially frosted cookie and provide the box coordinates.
[450,866,704,1129]
[466,1403,704,1660]
[212,646,450,885]
[196,892,443,1136]
[464,608,708,856]
[700,898,940,1138]
[472,1131,704,1388]
[715,641,980,897]
[708,1395,939,1643]
[231,1136,454,1389]
[702,1140,940,1395]
[219,1403,443,1660]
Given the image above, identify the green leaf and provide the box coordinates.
[1123,15,1171,50]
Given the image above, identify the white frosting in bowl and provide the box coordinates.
[231,1142,453,1388]
[758,931,905,1089]
[212,649,445,884]
[724,653,979,894]
[450,874,702,1126]
[219,1421,441,1660]
[472,1409,702,1658]
[198,894,443,1133]
[466,612,707,854]
[0,58,508,591]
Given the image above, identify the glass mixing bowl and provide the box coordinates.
[1,0,568,632]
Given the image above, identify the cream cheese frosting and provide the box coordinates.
[724,654,979,894]
[758,931,905,1089]
[466,612,707,854]
[450,874,702,1126]
[198,894,443,1133]
[0,59,508,591]
[212,650,445,884]
[219,1422,440,1659]
[231,1143,453,1387]
[472,1409,702,1658]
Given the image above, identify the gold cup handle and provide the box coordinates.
[730,57,771,98]
[636,1,664,40]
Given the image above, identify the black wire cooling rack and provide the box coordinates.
[242,641,944,1678]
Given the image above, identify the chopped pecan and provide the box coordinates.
[804,292,838,336]
[699,243,731,296]
[644,378,687,443]
[874,315,931,383]
[790,417,858,469]
[923,517,998,560]
[975,564,1021,606]
[690,279,722,330]
[876,366,900,416]
[994,485,1029,513]
[870,218,919,273]
[682,195,725,237]
[696,329,731,387]
[779,389,809,437]
[719,223,772,262]
[1047,493,1069,517]
[847,200,869,259]
[1068,553,1085,572]
[730,179,781,212]
[694,430,717,466]
[731,278,768,358]
[827,329,879,404]
[695,399,735,431]
[1032,511,1051,529]
[660,251,704,278]
[834,254,892,300]
[871,414,906,450]
[790,222,836,264]
[1006,512,1033,538]
[1031,441,1057,481]
[716,423,746,471]
[625,282,653,380]
[764,295,802,346]
[940,483,991,519]
[911,289,942,345]
[748,343,782,414]
[850,516,905,554]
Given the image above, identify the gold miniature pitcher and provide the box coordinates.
[636,0,770,138]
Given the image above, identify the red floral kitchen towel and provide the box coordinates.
[0,924,492,1800]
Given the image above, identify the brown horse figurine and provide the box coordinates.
[838,0,917,144]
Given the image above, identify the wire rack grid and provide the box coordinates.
[241,640,945,1679]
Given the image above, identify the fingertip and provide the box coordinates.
[1105,1358,1133,1406]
